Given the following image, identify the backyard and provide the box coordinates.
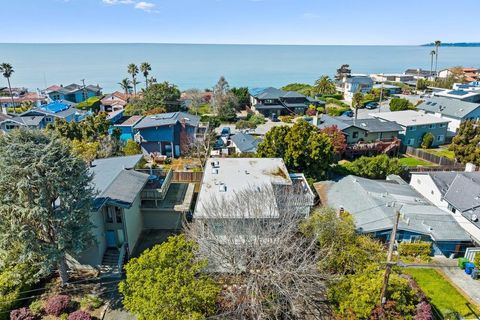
[404,268,480,319]
[398,156,436,167]
[422,147,456,160]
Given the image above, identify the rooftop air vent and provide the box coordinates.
[212,168,219,174]
[219,184,227,192]
[472,214,478,222]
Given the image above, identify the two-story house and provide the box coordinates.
[133,111,203,157]
[417,97,480,135]
[371,110,449,148]
[100,91,130,113]
[45,83,102,104]
[337,75,373,102]
[249,87,324,117]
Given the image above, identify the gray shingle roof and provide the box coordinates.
[317,175,470,242]
[444,173,480,213]
[317,115,403,133]
[418,97,480,119]
[317,115,351,131]
[99,169,149,208]
[231,132,261,153]
[133,112,200,130]
[12,116,44,126]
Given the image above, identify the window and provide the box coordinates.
[352,131,359,139]
[105,207,114,223]
[45,117,53,123]
[439,123,447,128]
[407,138,415,146]
[410,235,422,242]
[429,124,436,129]
[408,126,416,131]
[437,135,444,142]
[115,207,122,223]
[5,124,17,130]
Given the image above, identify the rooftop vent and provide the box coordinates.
[212,168,219,174]
[219,184,227,192]
[472,214,478,222]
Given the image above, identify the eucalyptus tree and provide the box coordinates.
[127,63,139,95]
[140,62,152,89]
[0,63,15,109]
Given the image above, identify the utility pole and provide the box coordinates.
[380,208,401,307]
[81,79,87,102]
[378,79,384,113]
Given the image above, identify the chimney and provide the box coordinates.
[465,163,477,172]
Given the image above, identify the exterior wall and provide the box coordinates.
[142,208,184,230]
[343,127,399,144]
[124,195,143,253]
[400,123,449,147]
[73,209,106,267]
[138,125,174,142]
[409,174,448,209]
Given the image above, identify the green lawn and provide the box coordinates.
[423,148,456,160]
[404,268,480,318]
[189,103,211,116]
[398,156,435,167]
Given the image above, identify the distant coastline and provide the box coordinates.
[421,42,480,47]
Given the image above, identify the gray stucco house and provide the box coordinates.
[316,175,471,257]
[371,110,449,147]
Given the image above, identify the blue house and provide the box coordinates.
[110,114,144,142]
[316,175,472,257]
[20,101,88,124]
[133,112,201,157]
[45,83,102,103]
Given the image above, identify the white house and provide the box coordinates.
[338,75,373,102]
[417,97,480,135]
[410,167,480,244]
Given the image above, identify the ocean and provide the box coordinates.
[1,43,479,92]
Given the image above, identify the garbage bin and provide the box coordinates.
[458,258,470,269]
[471,269,479,280]
[465,262,475,275]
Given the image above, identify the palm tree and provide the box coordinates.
[434,40,441,76]
[429,50,436,77]
[118,78,132,95]
[127,63,139,95]
[352,92,364,122]
[140,62,151,90]
[0,63,15,112]
[132,78,141,94]
[314,75,336,95]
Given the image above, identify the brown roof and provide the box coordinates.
[117,116,143,126]
[0,92,46,103]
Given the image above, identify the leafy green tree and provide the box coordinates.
[352,92,364,120]
[140,62,151,90]
[328,264,418,319]
[235,120,256,130]
[301,208,385,275]
[125,82,181,115]
[281,83,313,96]
[123,140,142,155]
[342,154,403,179]
[421,132,434,149]
[217,99,237,122]
[119,78,132,95]
[0,130,94,284]
[335,64,351,81]
[230,87,250,108]
[0,63,15,108]
[449,120,480,165]
[314,75,337,95]
[256,125,291,158]
[319,125,347,156]
[71,139,99,163]
[128,63,139,95]
[389,98,413,111]
[119,234,219,320]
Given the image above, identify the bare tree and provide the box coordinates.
[181,130,216,167]
[184,186,331,319]
[184,88,206,115]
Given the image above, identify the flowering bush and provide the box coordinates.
[414,301,433,320]
[68,310,93,320]
[45,295,71,316]
[10,307,35,320]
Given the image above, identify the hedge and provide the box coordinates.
[398,242,432,258]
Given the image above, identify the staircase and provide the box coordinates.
[99,248,120,276]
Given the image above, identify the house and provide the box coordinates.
[410,168,480,244]
[371,110,449,147]
[73,155,195,271]
[438,67,480,82]
[417,97,480,135]
[20,100,87,124]
[100,91,130,113]
[316,175,472,257]
[193,158,315,239]
[229,132,261,154]
[371,74,414,83]
[404,68,436,80]
[44,83,102,104]
[433,88,480,103]
[249,87,324,117]
[373,84,402,95]
[337,75,373,102]
[133,111,203,157]
[111,114,143,142]
[0,113,25,134]
[0,88,46,110]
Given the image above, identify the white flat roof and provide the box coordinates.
[194,158,292,219]
[371,110,450,127]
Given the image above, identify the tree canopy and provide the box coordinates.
[449,120,480,165]
[0,129,94,284]
[340,154,403,179]
[119,234,219,320]
[257,121,334,180]
[314,75,337,95]
[212,77,237,121]
[125,82,181,115]
[389,98,414,111]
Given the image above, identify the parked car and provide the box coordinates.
[365,102,378,110]
[270,114,280,122]
[220,127,231,138]
[342,110,353,117]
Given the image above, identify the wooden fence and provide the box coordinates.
[172,171,204,183]
[405,146,462,167]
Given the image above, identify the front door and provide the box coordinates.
[106,230,116,248]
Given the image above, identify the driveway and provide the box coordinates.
[440,266,480,307]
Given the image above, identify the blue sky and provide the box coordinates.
[2,0,479,44]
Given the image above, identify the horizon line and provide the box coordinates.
[0,42,425,46]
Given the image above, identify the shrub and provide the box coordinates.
[29,300,44,316]
[305,108,317,116]
[59,314,69,320]
[474,253,480,267]
[80,295,103,311]
[398,242,432,258]
[341,155,403,179]
[278,115,294,123]
[421,133,434,149]
[415,301,433,320]
[9,308,34,320]
[45,295,71,316]
[235,120,256,130]
[248,114,265,125]
[68,310,93,320]
[200,115,220,128]
[325,98,349,108]
[390,97,413,111]
[325,105,350,116]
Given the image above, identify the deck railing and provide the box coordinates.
[141,169,173,201]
